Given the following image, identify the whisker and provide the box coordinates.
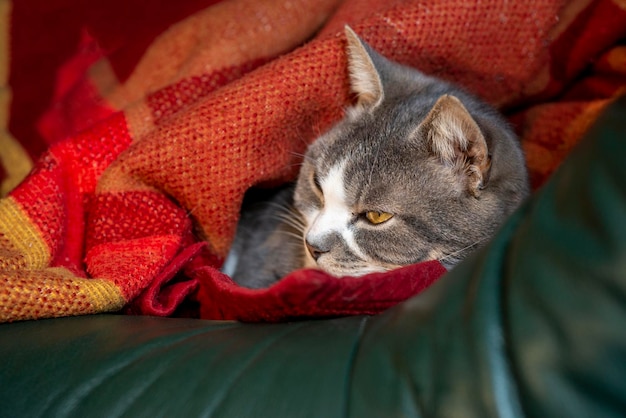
[261,201,306,234]
[276,221,305,234]
[265,201,302,218]
[275,230,304,241]
[290,151,313,162]
[273,210,304,223]
[438,238,487,264]
[366,142,382,189]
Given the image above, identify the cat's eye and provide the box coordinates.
[312,172,322,193]
[364,211,394,225]
[310,171,324,204]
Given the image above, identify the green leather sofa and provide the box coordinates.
[1,97,625,418]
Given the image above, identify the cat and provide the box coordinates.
[223,26,529,289]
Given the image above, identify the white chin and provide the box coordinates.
[318,263,388,278]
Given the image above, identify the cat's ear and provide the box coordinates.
[344,26,384,108]
[419,95,491,197]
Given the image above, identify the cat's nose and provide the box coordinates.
[305,239,327,261]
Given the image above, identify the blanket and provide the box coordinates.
[1,0,625,322]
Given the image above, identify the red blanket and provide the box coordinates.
[1,0,625,322]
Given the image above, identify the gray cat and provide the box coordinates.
[224,27,529,288]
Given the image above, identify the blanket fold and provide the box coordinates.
[1,0,625,322]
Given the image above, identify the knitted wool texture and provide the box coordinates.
[0,0,625,321]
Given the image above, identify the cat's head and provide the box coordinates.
[293,27,529,276]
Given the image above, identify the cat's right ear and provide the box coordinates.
[418,94,491,197]
[344,26,384,109]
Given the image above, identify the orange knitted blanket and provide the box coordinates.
[1,0,625,322]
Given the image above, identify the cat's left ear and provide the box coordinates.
[418,95,491,197]
[344,26,384,109]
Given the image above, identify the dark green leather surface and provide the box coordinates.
[349,96,626,417]
[1,96,625,418]
[1,315,366,417]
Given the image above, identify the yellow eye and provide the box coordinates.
[365,211,394,224]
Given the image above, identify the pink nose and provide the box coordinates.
[305,240,326,261]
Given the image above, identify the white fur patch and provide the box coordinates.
[305,160,367,261]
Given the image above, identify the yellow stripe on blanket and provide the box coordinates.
[0,197,126,322]
[0,267,125,322]
[0,196,50,269]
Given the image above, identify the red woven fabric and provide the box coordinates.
[197,260,446,322]
[1,0,625,322]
